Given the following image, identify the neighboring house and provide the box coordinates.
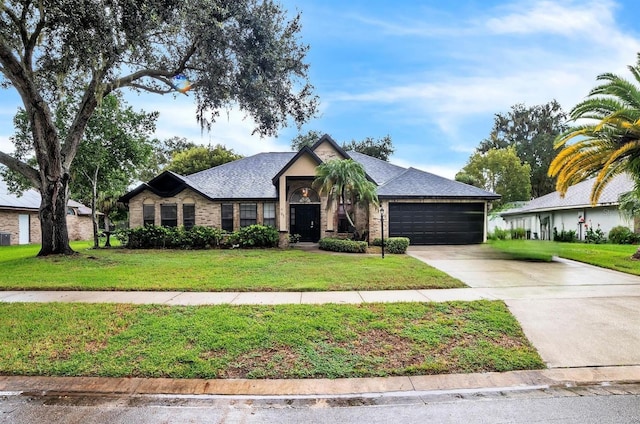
[120,135,500,246]
[0,178,93,245]
[501,173,635,241]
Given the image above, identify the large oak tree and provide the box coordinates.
[0,0,317,255]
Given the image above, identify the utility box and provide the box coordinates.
[0,233,10,246]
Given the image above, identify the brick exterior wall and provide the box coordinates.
[127,188,279,231]
[0,208,92,245]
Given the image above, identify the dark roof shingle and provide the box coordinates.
[377,167,500,199]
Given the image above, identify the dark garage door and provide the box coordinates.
[389,203,485,245]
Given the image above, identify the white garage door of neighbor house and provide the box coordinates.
[18,214,29,244]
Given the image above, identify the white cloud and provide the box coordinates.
[327,0,640,146]
[485,0,615,37]
[129,93,292,155]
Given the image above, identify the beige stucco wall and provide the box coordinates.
[313,140,344,162]
[0,209,91,245]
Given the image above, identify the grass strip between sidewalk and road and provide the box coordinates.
[0,301,544,379]
[488,240,640,275]
[0,243,464,291]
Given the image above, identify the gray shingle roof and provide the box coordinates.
[502,173,634,216]
[124,150,501,202]
[347,151,406,185]
[377,167,500,199]
[186,152,296,199]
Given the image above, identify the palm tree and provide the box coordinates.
[549,54,640,203]
[313,159,379,232]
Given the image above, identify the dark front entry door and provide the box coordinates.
[291,204,321,242]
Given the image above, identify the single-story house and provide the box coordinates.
[120,135,500,246]
[501,173,635,241]
[0,178,93,245]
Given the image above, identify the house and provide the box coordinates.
[120,135,500,246]
[0,178,94,245]
[501,173,635,241]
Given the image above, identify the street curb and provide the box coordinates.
[2,366,639,398]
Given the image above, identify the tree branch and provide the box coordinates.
[24,6,47,71]
[0,151,40,189]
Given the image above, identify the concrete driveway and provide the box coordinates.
[408,245,640,369]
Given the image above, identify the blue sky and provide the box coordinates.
[2,0,640,179]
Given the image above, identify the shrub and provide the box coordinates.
[488,228,509,240]
[510,227,526,240]
[183,226,225,248]
[584,225,606,244]
[319,238,367,253]
[608,226,638,244]
[386,237,410,254]
[553,228,577,243]
[288,233,301,245]
[228,225,279,248]
[370,237,410,253]
[117,225,225,249]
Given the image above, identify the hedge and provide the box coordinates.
[371,237,410,254]
[318,238,368,253]
[116,224,277,249]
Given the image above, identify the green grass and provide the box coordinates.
[489,239,640,274]
[0,301,544,379]
[0,243,464,291]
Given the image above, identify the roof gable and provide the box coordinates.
[272,147,323,184]
[310,134,351,162]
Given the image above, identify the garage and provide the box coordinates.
[389,203,485,245]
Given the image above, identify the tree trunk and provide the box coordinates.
[104,215,112,247]
[91,168,99,249]
[38,178,75,256]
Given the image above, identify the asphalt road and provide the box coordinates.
[2,384,640,424]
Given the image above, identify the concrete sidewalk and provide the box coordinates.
[0,288,493,305]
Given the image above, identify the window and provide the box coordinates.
[183,204,195,229]
[221,204,234,232]
[160,204,177,227]
[66,207,76,216]
[263,203,276,227]
[143,204,155,226]
[240,203,257,227]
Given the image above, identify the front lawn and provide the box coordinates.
[0,243,464,291]
[0,301,544,379]
[489,240,640,275]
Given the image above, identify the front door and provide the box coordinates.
[291,204,321,242]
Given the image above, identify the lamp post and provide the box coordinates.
[380,206,385,259]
